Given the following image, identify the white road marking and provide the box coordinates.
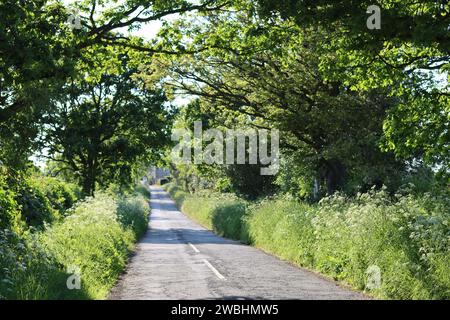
[203,259,226,281]
[188,242,200,253]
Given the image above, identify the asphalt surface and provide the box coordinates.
[109,186,367,300]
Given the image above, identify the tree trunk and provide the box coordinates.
[82,173,94,196]
[81,154,97,196]
[323,159,347,195]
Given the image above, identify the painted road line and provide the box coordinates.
[203,259,226,280]
[188,242,200,253]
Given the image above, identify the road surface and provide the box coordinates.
[109,186,367,300]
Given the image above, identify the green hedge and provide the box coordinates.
[0,181,23,233]
[0,172,82,231]
[117,193,151,239]
[165,183,188,208]
[165,183,449,300]
[27,174,81,215]
[0,191,150,300]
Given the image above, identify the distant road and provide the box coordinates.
[109,186,367,300]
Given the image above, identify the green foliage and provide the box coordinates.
[165,183,189,208]
[27,174,81,214]
[166,184,247,241]
[0,229,85,300]
[0,189,149,300]
[245,199,316,266]
[0,0,224,125]
[43,48,172,196]
[157,10,408,198]
[224,164,276,200]
[382,94,450,168]
[168,183,449,299]
[0,176,23,233]
[0,168,82,231]
[167,181,300,245]
[257,0,449,53]
[134,184,152,199]
[180,194,217,230]
[257,0,449,168]
[15,181,60,229]
[0,0,74,122]
[42,193,135,299]
[0,0,77,169]
[117,194,150,239]
[1,0,224,171]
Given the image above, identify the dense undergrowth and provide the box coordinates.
[0,170,82,233]
[165,183,449,300]
[0,172,150,300]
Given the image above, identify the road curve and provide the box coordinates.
[109,186,367,300]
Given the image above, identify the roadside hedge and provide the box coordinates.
[0,189,150,300]
[0,171,82,231]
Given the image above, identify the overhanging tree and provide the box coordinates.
[0,0,232,171]
[146,8,405,196]
[43,48,172,195]
[256,0,449,169]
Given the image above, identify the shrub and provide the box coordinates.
[3,173,82,230]
[27,175,81,214]
[166,185,247,241]
[15,183,60,229]
[245,199,315,266]
[117,194,150,239]
[134,184,151,198]
[182,195,246,240]
[0,181,23,233]
[180,194,216,229]
[211,200,247,241]
[165,183,188,208]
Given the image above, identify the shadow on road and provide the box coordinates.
[141,227,239,245]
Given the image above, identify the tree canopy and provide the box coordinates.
[42,46,171,195]
[0,0,447,198]
[256,0,449,168]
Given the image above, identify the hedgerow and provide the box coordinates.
[165,183,449,300]
[27,174,81,216]
[0,188,150,300]
[0,170,82,231]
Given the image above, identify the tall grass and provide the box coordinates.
[0,191,150,300]
[165,183,449,300]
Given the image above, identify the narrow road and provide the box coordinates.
[109,186,367,300]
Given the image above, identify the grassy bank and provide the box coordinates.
[165,183,449,300]
[0,187,150,300]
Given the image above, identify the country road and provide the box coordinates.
[109,186,367,300]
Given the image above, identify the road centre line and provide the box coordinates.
[188,242,201,253]
[202,259,226,281]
